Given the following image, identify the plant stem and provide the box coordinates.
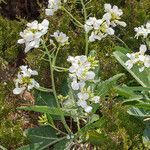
[41,136,66,150]
[49,57,71,134]
[77,117,80,131]
[61,6,83,27]
[114,35,129,49]
[48,123,67,135]
[42,41,71,133]
[53,45,61,65]
[80,0,89,55]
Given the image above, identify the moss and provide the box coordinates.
[0,63,27,149]
[98,103,145,149]
[0,16,25,64]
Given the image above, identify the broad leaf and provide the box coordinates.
[143,123,150,149]
[127,107,150,118]
[95,73,124,97]
[87,131,106,145]
[115,85,142,99]
[113,51,150,87]
[17,106,68,116]
[113,46,131,54]
[135,103,150,111]
[17,125,58,150]
[78,117,105,135]
[53,139,72,150]
[34,90,57,107]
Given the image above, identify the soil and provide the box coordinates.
[0,0,47,20]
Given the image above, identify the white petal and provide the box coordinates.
[84,106,92,113]
[13,87,25,95]
[17,39,25,44]
[71,80,79,90]
[45,9,54,16]
[139,44,147,54]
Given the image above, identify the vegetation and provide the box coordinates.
[0,0,150,149]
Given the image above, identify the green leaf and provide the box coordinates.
[122,99,142,105]
[113,51,150,87]
[53,139,72,150]
[135,103,150,111]
[87,131,106,145]
[95,73,124,97]
[17,126,58,150]
[115,85,141,99]
[143,123,150,149]
[79,117,105,135]
[34,90,57,107]
[122,86,150,91]
[60,79,69,96]
[17,106,68,116]
[113,46,131,54]
[0,145,7,150]
[88,114,99,124]
[26,125,57,143]
[127,107,150,118]
[16,143,42,150]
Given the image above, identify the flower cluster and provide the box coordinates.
[50,30,69,46]
[77,88,100,113]
[45,0,61,16]
[84,4,126,42]
[18,19,49,53]
[103,3,127,27]
[125,45,150,72]
[84,17,114,42]
[67,55,100,113]
[13,66,39,95]
[134,21,150,39]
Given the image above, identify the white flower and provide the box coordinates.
[134,26,148,39]
[13,87,26,95]
[51,30,69,46]
[45,0,61,16]
[125,45,150,72]
[84,106,92,113]
[77,100,87,108]
[68,55,100,113]
[139,44,147,55]
[77,92,89,101]
[134,21,150,39]
[103,3,126,27]
[20,65,38,77]
[89,31,107,42]
[71,80,80,90]
[84,17,103,33]
[92,96,100,103]
[85,17,115,42]
[13,66,39,95]
[85,71,95,80]
[146,22,150,29]
[18,19,49,53]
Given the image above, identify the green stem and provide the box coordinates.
[61,6,83,27]
[53,45,61,65]
[49,57,71,134]
[80,0,89,55]
[53,65,68,71]
[48,123,67,135]
[42,41,71,133]
[77,117,80,131]
[40,136,66,150]
[114,35,129,49]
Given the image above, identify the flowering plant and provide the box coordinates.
[11,1,150,149]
